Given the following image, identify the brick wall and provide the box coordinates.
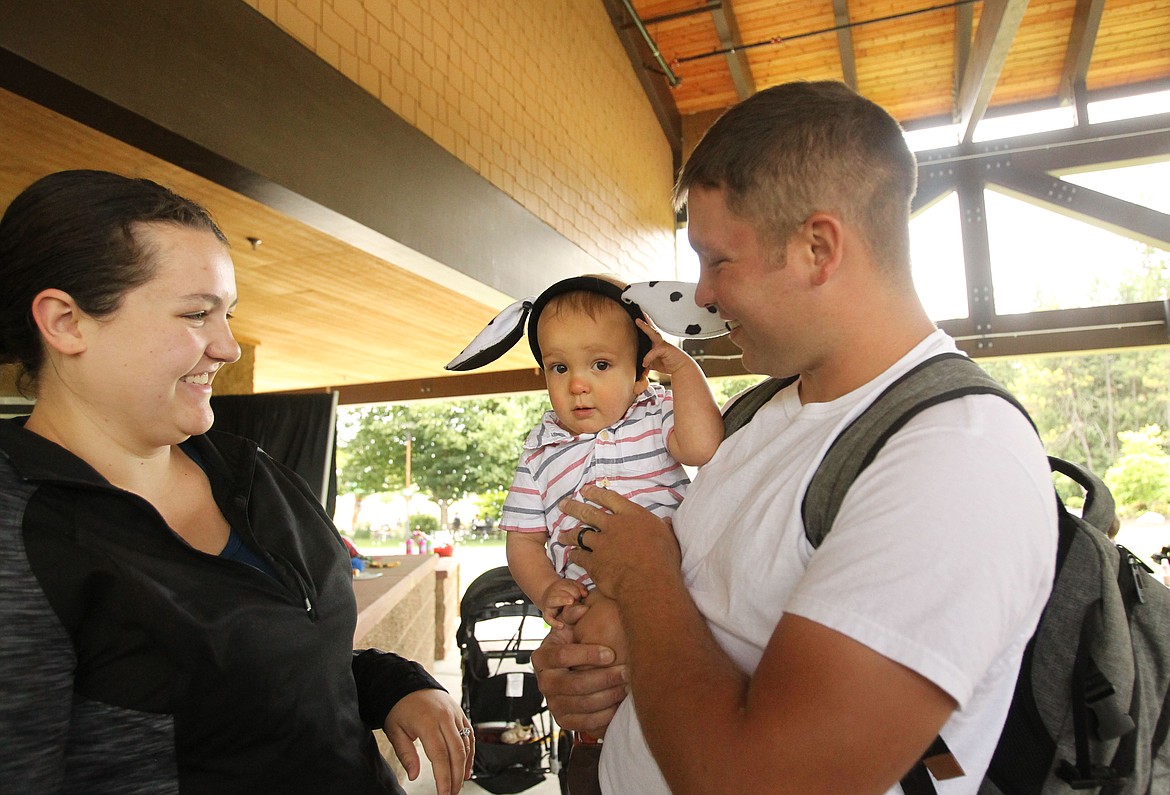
[242,0,677,281]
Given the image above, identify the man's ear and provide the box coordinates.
[30,289,88,355]
[804,213,845,286]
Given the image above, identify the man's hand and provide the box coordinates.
[558,484,681,600]
[531,623,628,735]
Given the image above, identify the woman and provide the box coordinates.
[0,170,472,794]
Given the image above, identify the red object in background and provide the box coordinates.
[341,537,361,558]
[434,543,455,557]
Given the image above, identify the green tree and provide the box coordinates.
[337,393,549,528]
[336,409,407,529]
[476,488,508,524]
[983,348,1170,479]
[710,374,767,406]
[1104,425,1170,516]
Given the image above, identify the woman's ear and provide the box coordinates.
[30,289,88,355]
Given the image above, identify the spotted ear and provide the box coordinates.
[445,297,534,371]
[621,281,729,338]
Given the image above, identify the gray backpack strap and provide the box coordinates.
[800,352,1028,547]
[1049,456,1116,537]
[721,375,798,439]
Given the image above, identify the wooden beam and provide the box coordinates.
[288,368,548,406]
[955,0,1029,143]
[641,2,721,26]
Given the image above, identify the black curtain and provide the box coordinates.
[210,393,339,515]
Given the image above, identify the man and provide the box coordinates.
[532,81,1057,795]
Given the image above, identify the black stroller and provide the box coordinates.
[456,566,570,794]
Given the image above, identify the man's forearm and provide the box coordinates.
[613,570,752,794]
[614,573,953,795]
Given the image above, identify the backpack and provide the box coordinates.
[722,352,1170,794]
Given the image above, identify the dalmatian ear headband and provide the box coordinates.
[445,276,730,372]
[621,281,729,338]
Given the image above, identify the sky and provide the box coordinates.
[676,89,1170,324]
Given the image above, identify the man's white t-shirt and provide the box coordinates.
[598,331,1057,794]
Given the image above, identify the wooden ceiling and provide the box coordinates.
[613,0,1170,152]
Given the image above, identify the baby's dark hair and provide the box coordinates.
[0,170,226,390]
[528,275,651,380]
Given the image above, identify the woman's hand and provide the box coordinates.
[384,688,473,795]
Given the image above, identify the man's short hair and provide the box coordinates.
[674,81,918,276]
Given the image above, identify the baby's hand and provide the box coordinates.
[637,318,694,376]
[540,579,589,629]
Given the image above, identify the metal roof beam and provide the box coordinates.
[833,0,858,90]
[940,301,1170,358]
[1011,119,1170,173]
[986,166,1170,251]
[952,0,974,109]
[916,112,1170,173]
[684,301,1170,374]
[955,0,1029,143]
[1059,0,1106,116]
[911,167,956,216]
[710,1,755,100]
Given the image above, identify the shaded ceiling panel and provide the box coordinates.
[641,7,738,115]
[990,0,1080,108]
[737,0,844,91]
[851,2,959,120]
[1089,0,1170,92]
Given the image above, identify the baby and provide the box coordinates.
[448,275,723,665]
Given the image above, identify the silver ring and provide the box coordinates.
[576,527,596,552]
[458,727,472,738]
